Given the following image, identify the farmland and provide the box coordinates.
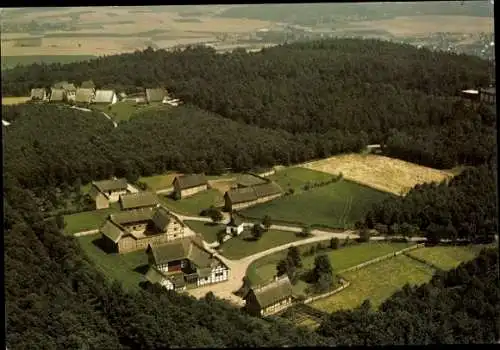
[310,255,435,313]
[1,54,96,70]
[218,229,304,260]
[240,179,393,229]
[77,233,148,292]
[406,245,491,270]
[300,153,455,196]
[184,220,225,243]
[159,189,223,216]
[246,241,415,286]
[1,96,30,105]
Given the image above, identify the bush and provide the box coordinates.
[358,228,371,243]
[329,237,340,250]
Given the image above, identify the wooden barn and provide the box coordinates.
[244,276,294,317]
[224,181,283,211]
[89,178,129,209]
[172,174,208,199]
[119,191,159,211]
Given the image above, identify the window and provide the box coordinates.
[215,272,224,277]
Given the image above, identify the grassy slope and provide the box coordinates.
[247,241,414,286]
[219,229,304,260]
[77,234,148,292]
[240,179,393,229]
[64,202,120,235]
[268,166,335,192]
[184,220,225,243]
[407,245,490,270]
[311,255,435,312]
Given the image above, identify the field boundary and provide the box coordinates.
[403,250,446,273]
[337,243,425,274]
[303,278,351,305]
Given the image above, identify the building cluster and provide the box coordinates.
[90,178,229,291]
[30,81,181,106]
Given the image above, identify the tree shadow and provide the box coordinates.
[243,236,258,242]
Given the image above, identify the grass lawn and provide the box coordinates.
[159,189,223,216]
[407,245,488,270]
[310,255,435,313]
[139,172,180,191]
[64,203,120,235]
[218,229,304,260]
[91,102,166,122]
[268,167,335,192]
[77,234,148,292]
[240,179,393,229]
[247,241,415,286]
[184,220,225,243]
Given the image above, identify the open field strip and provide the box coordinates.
[246,241,415,287]
[310,255,435,313]
[1,96,30,105]
[77,233,148,292]
[406,245,491,270]
[239,179,393,229]
[300,153,455,196]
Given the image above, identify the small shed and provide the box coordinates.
[226,215,244,236]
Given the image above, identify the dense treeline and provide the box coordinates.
[2,39,494,168]
[3,103,365,189]
[364,161,497,244]
[317,248,500,345]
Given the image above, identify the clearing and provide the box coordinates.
[310,255,435,313]
[159,189,224,216]
[77,233,148,292]
[218,229,304,260]
[406,245,490,270]
[91,102,166,122]
[184,220,225,243]
[239,179,392,229]
[268,166,335,192]
[300,153,455,196]
[247,241,414,287]
[2,96,30,105]
[64,203,119,235]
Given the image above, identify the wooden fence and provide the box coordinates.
[403,251,445,273]
[303,278,351,304]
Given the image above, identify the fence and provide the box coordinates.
[303,278,351,304]
[337,243,425,274]
[403,251,445,273]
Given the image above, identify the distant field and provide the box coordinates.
[301,153,454,196]
[247,241,414,286]
[184,220,225,243]
[139,172,180,191]
[407,245,487,270]
[1,96,30,105]
[64,204,119,234]
[1,55,97,70]
[310,255,435,313]
[159,189,223,216]
[268,167,335,192]
[219,229,303,260]
[77,233,148,292]
[240,179,393,229]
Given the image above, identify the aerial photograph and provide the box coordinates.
[2,2,498,348]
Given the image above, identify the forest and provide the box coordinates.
[2,39,495,169]
[3,39,499,348]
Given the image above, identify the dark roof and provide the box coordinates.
[226,187,258,204]
[92,178,128,193]
[31,88,46,99]
[228,215,243,227]
[174,174,207,190]
[148,239,190,265]
[63,83,77,92]
[145,267,186,287]
[110,209,153,225]
[151,206,171,232]
[119,191,159,210]
[81,80,95,89]
[251,276,293,309]
[53,81,68,89]
[100,220,124,243]
[75,88,95,103]
[49,88,65,102]
[146,88,167,102]
[94,90,116,103]
[236,173,268,187]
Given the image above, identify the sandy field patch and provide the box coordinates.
[300,153,454,196]
[354,16,494,37]
[2,96,30,105]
